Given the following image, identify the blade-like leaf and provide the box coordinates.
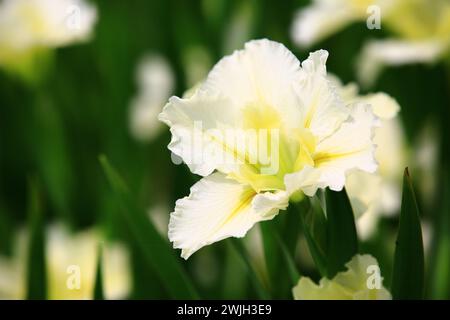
[261,210,301,297]
[93,244,104,300]
[99,155,199,299]
[229,238,270,299]
[26,178,47,300]
[429,169,450,299]
[260,221,281,295]
[295,199,328,277]
[391,168,424,299]
[325,188,358,278]
[275,233,300,286]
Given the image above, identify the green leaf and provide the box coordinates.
[325,188,358,278]
[25,178,47,300]
[429,169,450,299]
[391,168,424,299]
[93,245,104,300]
[229,238,270,299]
[295,199,328,277]
[99,155,199,299]
[261,211,301,297]
[260,222,281,295]
[275,233,300,286]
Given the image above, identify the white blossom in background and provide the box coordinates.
[329,75,407,239]
[291,0,450,87]
[357,0,450,86]
[0,0,97,74]
[46,225,131,300]
[293,254,391,300]
[159,39,379,259]
[0,225,131,300]
[414,121,439,210]
[147,203,171,237]
[291,0,396,48]
[129,55,174,142]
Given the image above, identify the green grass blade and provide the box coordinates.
[260,222,281,295]
[93,245,104,300]
[325,188,358,278]
[295,200,328,277]
[429,168,450,299]
[229,238,270,299]
[25,178,47,300]
[275,233,300,286]
[391,168,424,299]
[99,155,199,299]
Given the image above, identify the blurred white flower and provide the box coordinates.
[291,0,396,48]
[357,0,450,86]
[357,39,447,87]
[147,203,171,237]
[0,0,97,75]
[129,55,174,142]
[414,121,439,210]
[159,39,378,259]
[291,0,450,87]
[293,254,391,300]
[330,76,407,239]
[46,224,131,300]
[0,224,131,300]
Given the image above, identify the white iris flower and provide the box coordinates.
[159,39,378,259]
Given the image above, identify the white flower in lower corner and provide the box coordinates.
[0,225,131,300]
[293,254,392,300]
[159,39,379,259]
[46,225,131,300]
[129,54,174,142]
[330,76,407,239]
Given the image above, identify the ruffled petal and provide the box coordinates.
[168,173,274,259]
[312,102,379,191]
[296,50,349,141]
[159,91,240,176]
[200,39,303,129]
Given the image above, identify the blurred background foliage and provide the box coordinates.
[0,0,449,299]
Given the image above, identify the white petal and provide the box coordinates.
[361,93,400,120]
[129,100,163,142]
[345,170,382,219]
[200,39,303,129]
[158,91,240,176]
[293,254,392,300]
[313,102,379,191]
[252,191,289,219]
[357,39,446,87]
[291,2,356,48]
[296,50,349,141]
[168,173,273,259]
[284,165,323,197]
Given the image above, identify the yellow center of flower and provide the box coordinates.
[227,102,317,193]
